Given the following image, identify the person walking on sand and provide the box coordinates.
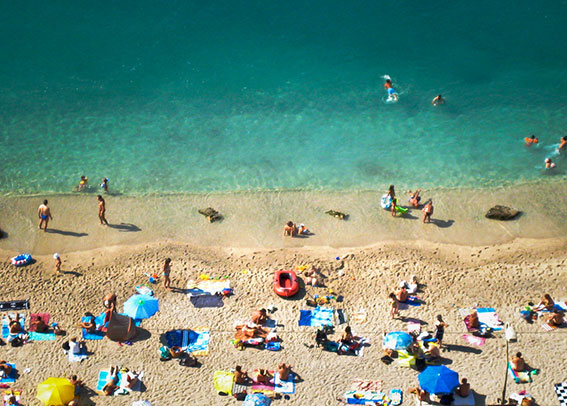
[434,314,448,349]
[54,253,62,273]
[163,258,172,290]
[422,200,433,223]
[38,199,53,231]
[97,195,109,226]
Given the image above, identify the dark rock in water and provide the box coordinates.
[325,210,348,220]
[198,207,222,223]
[485,205,520,220]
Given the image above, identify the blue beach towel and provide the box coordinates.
[0,364,16,383]
[165,329,210,355]
[28,331,56,341]
[274,372,295,394]
[299,307,334,327]
[96,370,123,391]
[1,316,25,338]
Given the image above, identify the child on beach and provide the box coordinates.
[54,253,61,273]
[408,190,421,207]
[389,293,400,319]
[163,258,172,290]
[283,221,298,237]
[422,200,434,223]
[100,177,109,192]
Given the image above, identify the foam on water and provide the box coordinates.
[1,1,567,195]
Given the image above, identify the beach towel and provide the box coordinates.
[68,346,88,362]
[3,389,21,406]
[81,316,105,340]
[213,371,234,396]
[555,382,567,406]
[251,382,275,394]
[96,370,123,394]
[461,334,485,346]
[136,285,153,296]
[0,300,29,312]
[407,319,421,334]
[343,389,385,404]
[398,296,422,310]
[0,364,16,383]
[166,329,210,355]
[452,390,475,406]
[28,331,56,341]
[1,316,25,339]
[351,380,383,392]
[189,295,224,308]
[508,363,531,383]
[476,307,503,330]
[28,313,49,332]
[274,373,295,394]
[298,307,334,327]
[186,279,230,297]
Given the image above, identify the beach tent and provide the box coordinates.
[37,377,75,405]
[106,311,137,341]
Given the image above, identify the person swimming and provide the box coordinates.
[558,136,567,152]
[432,94,445,106]
[524,135,538,146]
[78,176,88,191]
[384,79,398,101]
[545,158,556,169]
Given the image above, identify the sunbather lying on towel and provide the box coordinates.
[234,323,270,342]
[545,310,564,327]
[535,294,554,311]
[103,366,119,396]
[0,361,13,378]
[30,316,49,333]
[253,369,273,384]
[251,309,268,325]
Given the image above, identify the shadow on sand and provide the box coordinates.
[45,229,88,237]
[108,223,141,232]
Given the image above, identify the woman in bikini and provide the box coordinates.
[163,258,172,290]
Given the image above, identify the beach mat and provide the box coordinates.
[476,307,503,330]
[0,364,16,383]
[190,295,224,308]
[298,307,334,327]
[28,313,49,332]
[81,316,104,340]
[554,382,567,406]
[96,370,123,394]
[1,316,25,338]
[28,331,56,341]
[0,301,29,312]
[165,329,210,356]
[274,373,295,394]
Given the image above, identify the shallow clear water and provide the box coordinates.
[1,1,567,194]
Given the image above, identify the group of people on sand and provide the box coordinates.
[525,134,567,170]
[283,221,310,237]
[233,363,294,385]
[386,185,434,223]
[535,293,565,327]
[37,195,108,232]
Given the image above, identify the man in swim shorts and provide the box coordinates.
[38,199,53,231]
[384,79,398,101]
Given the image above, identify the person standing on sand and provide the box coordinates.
[97,195,109,226]
[389,292,399,319]
[54,253,62,273]
[163,258,172,290]
[422,200,433,223]
[434,314,448,349]
[38,199,53,231]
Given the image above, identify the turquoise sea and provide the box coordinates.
[1,1,567,195]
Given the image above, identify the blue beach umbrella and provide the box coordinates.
[383,331,413,350]
[418,365,460,395]
[123,295,159,320]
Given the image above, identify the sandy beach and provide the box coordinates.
[1,186,567,405]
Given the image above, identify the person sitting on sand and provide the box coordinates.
[400,275,418,294]
[254,369,273,384]
[545,310,565,327]
[278,363,292,381]
[536,293,555,311]
[234,365,249,384]
[297,223,310,235]
[251,309,268,325]
[4,395,18,406]
[456,378,471,397]
[169,346,184,358]
[408,190,421,208]
[69,337,86,355]
[409,387,430,403]
[423,341,440,361]
[303,266,319,287]
[432,94,445,106]
[30,315,49,333]
[102,366,119,396]
[389,293,400,319]
[340,326,354,344]
[0,361,13,379]
[8,314,22,335]
[283,221,298,237]
[394,284,408,303]
[121,371,141,390]
[80,314,96,333]
[468,310,480,330]
[103,293,117,311]
[511,352,526,372]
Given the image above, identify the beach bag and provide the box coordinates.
[505,323,517,342]
[10,337,23,347]
[179,355,197,367]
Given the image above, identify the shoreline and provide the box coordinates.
[1,181,567,255]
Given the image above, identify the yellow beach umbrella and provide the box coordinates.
[37,377,75,405]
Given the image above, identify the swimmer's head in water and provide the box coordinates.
[531,135,536,139]
[545,158,551,163]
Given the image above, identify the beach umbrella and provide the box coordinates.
[418,365,460,395]
[243,393,272,406]
[123,294,159,320]
[383,331,413,350]
[37,377,75,405]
